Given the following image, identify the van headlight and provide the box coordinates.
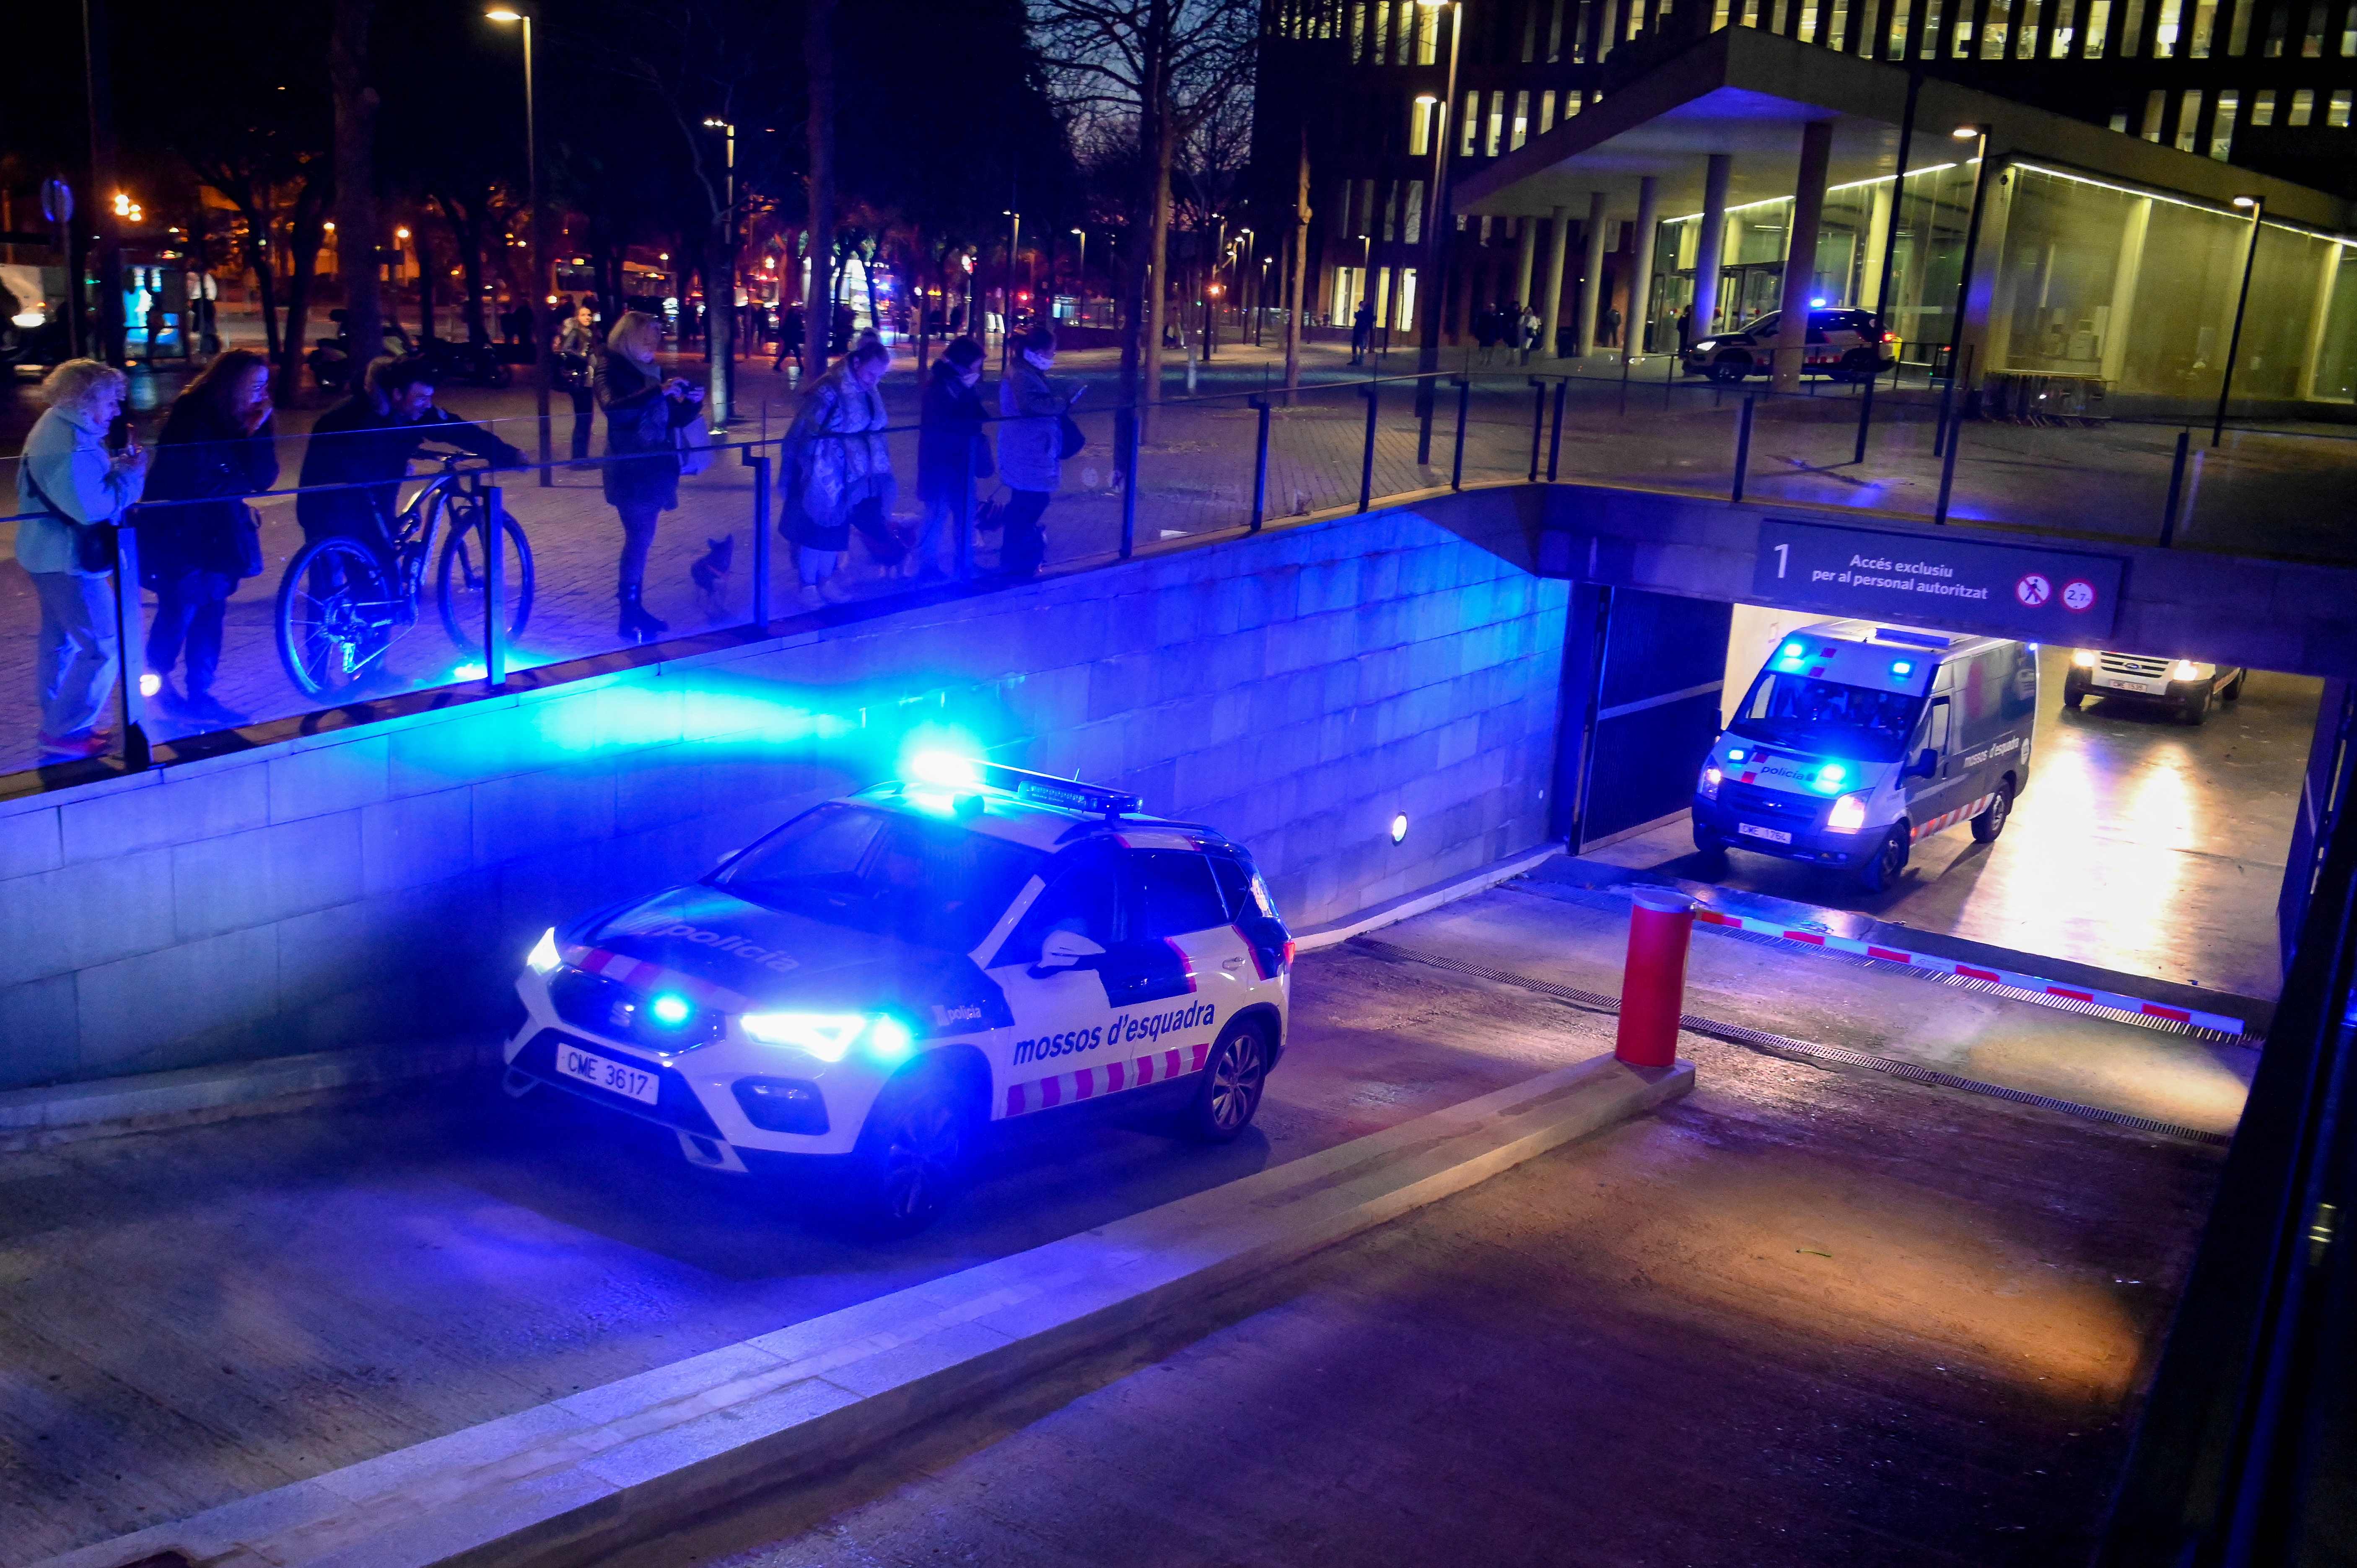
[1826,792,1870,833]
[525,928,562,974]
[2172,659,2201,680]
[1698,763,1722,801]
[2072,649,2098,669]
[740,1012,909,1062]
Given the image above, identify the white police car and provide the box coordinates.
[505,759,1293,1233]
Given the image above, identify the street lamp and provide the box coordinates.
[1413,0,1465,462]
[1933,122,1994,524]
[2214,194,2265,446]
[702,117,737,421]
[485,6,553,484]
[1071,227,1085,323]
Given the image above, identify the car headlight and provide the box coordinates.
[2072,649,2098,668]
[1827,792,1869,833]
[526,927,562,974]
[1698,763,1722,801]
[2172,659,2201,680]
[740,1012,883,1061]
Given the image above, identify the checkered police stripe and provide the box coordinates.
[1910,793,1997,841]
[564,945,757,1014]
[1004,1040,1214,1118]
[1685,912,2248,1037]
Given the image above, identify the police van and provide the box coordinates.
[1691,621,2038,892]
[505,759,1291,1234]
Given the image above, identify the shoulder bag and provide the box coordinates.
[21,461,118,573]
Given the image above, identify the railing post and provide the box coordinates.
[1357,379,1378,513]
[1933,395,1966,526]
[1527,378,1546,482]
[1416,373,1436,466]
[746,448,773,626]
[111,517,151,769]
[1120,407,1141,557]
[1732,394,1755,504]
[481,479,508,688]
[1248,396,1271,531]
[1451,377,1469,492]
[1547,378,1567,482]
[2160,428,2191,547]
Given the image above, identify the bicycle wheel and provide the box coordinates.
[277,536,400,698]
[436,505,537,649]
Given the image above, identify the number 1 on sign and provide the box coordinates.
[1772,543,1788,578]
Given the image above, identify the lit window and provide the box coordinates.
[2210,88,2239,156]
[1410,96,1433,157]
[2330,88,2354,124]
[2175,88,2204,148]
[2290,86,2316,123]
[2083,0,2111,52]
[2153,0,2181,54]
[1511,90,1530,149]
[2251,87,2277,122]
[1460,89,1479,155]
[1486,89,1505,156]
[2142,88,2169,137]
[1539,90,1557,135]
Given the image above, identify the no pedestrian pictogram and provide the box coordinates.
[2015,573,2051,608]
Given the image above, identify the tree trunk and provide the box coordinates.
[1285,125,1309,394]
[1142,103,1176,425]
[803,0,838,384]
[237,197,283,367]
[436,194,490,345]
[329,0,381,364]
[277,182,330,404]
[417,224,435,341]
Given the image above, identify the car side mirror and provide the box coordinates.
[1033,930,1106,974]
[1910,747,1939,778]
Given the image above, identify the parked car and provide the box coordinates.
[2065,650,2245,724]
[1681,308,1897,383]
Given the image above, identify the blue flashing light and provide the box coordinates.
[910,749,982,788]
[1890,660,1914,677]
[1812,763,1848,793]
[1726,747,1747,762]
[868,1016,915,1062]
[649,993,692,1027]
[1810,296,1828,307]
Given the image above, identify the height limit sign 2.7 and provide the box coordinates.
[1753,520,2124,641]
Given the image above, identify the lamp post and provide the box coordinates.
[2213,194,2264,447]
[1933,122,1994,523]
[1001,207,1020,364]
[1070,226,1086,324]
[485,6,552,485]
[1413,0,1465,463]
[702,117,737,423]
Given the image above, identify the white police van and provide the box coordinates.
[1691,620,2038,892]
[506,759,1292,1234]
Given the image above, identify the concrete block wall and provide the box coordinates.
[0,498,1568,1091]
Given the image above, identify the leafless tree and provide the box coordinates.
[1029,0,1256,429]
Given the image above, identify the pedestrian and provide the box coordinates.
[14,359,149,760]
[780,337,897,607]
[1603,305,1622,349]
[1517,303,1540,365]
[1675,305,1695,354]
[596,310,705,643]
[296,355,521,557]
[555,301,600,462]
[138,347,277,727]
[772,304,805,374]
[916,336,989,583]
[994,324,1072,582]
[1349,298,1374,365]
[1474,304,1500,366]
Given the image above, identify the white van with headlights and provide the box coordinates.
[1692,621,2038,892]
[2064,649,2245,724]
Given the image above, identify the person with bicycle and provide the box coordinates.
[294,355,524,560]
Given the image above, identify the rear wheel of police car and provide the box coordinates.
[1182,1018,1272,1144]
[1856,826,1909,894]
[1970,781,2015,844]
[1836,348,1877,383]
[843,1061,978,1236]
[1708,353,1750,384]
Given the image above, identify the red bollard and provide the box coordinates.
[1615,888,1695,1068]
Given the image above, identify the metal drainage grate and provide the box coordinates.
[1349,937,2233,1148]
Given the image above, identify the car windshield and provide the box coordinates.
[1729,672,1922,762]
[1738,312,1779,336]
[710,802,1047,952]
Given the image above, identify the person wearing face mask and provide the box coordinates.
[780,337,897,607]
[915,337,989,582]
[139,347,279,727]
[15,359,151,760]
[994,325,1074,581]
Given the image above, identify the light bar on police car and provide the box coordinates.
[906,753,1142,818]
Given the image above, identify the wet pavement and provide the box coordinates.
[0,874,2235,1563]
[1589,646,2319,1003]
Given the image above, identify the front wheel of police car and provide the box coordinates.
[1181,1017,1272,1143]
[842,1061,980,1236]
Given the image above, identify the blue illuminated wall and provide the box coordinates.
[0,495,1567,1089]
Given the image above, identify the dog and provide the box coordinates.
[690,536,734,595]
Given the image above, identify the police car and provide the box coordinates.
[1681,308,1898,383]
[504,758,1292,1234]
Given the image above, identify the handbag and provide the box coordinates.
[674,409,716,476]
[1057,412,1086,461]
[21,461,117,573]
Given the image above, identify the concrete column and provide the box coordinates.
[1691,154,1732,339]
[1859,181,1893,311]
[1514,217,1539,311]
[1539,205,1571,361]
[1773,119,1835,391]
[1625,175,1660,362]
[1576,192,1608,358]
[2100,197,2150,386]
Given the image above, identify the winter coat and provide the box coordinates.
[13,404,145,578]
[783,363,895,551]
[597,354,696,511]
[917,360,988,509]
[140,398,278,585]
[995,358,1064,495]
[295,394,521,544]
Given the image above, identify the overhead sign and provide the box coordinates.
[1750,519,2124,641]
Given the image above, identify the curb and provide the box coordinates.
[38,1051,1691,1568]
[1294,842,1564,953]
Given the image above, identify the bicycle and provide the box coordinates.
[273,451,537,698]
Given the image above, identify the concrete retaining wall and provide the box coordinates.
[0,499,1567,1091]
